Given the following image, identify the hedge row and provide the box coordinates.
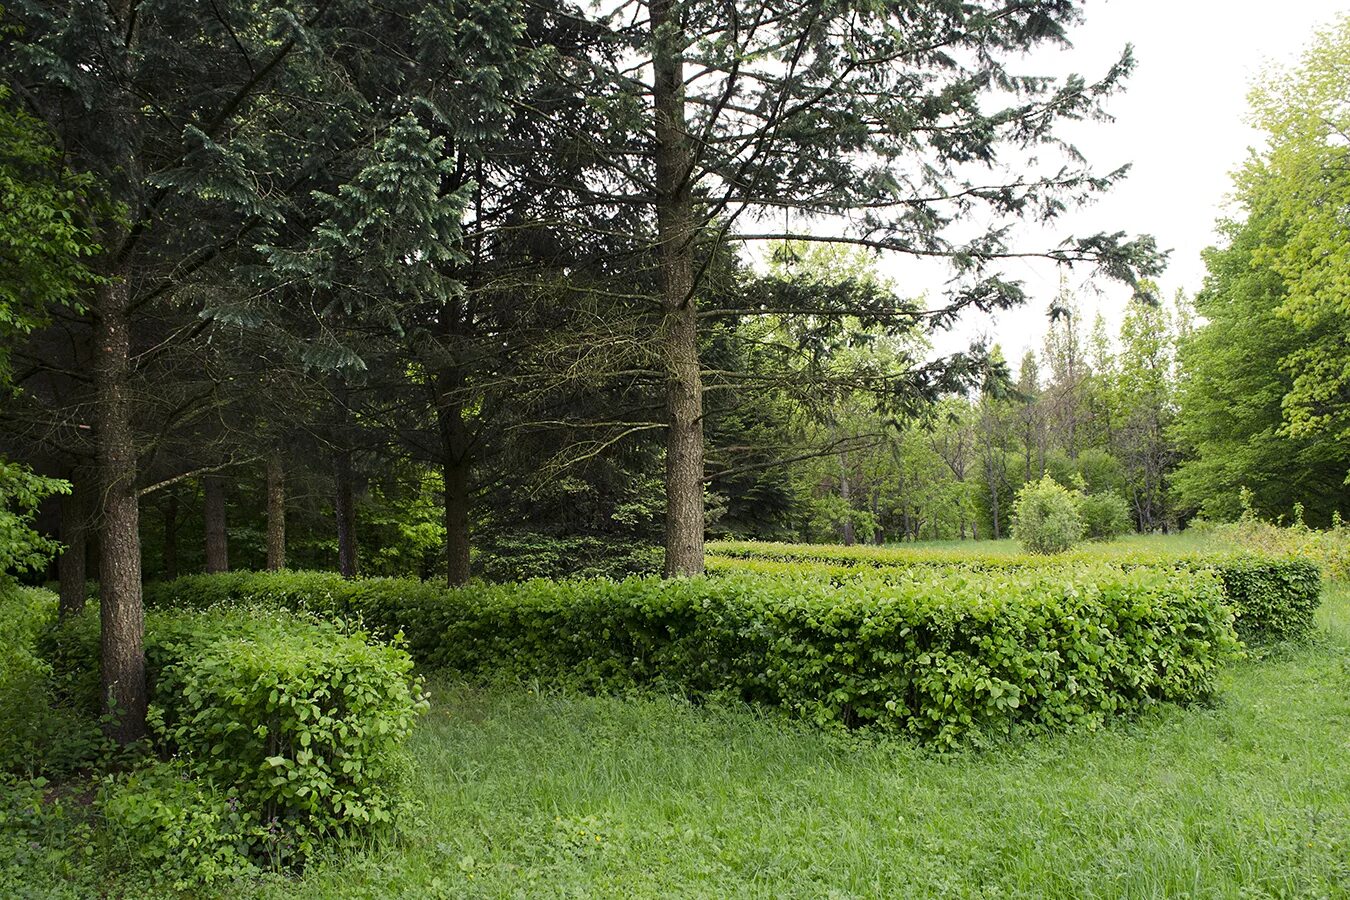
[706,541,1322,641]
[46,606,426,863]
[147,567,1238,746]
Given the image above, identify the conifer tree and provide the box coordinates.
[570,0,1163,574]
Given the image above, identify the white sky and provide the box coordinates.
[914,0,1349,364]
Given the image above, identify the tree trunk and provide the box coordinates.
[989,470,1001,539]
[86,523,100,584]
[331,380,359,579]
[1023,428,1033,482]
[443,452,471,587]
[265,451,286,571]
[162,492,178,580]
[434,357,473,586]
[334,449,358,578]
[94,270,147,745]
[58,480,89,619]
[203,474,228,573]
[439,407,472,587]
[871,490,884,545]
[838,449,855,546]
[652,0,704,577]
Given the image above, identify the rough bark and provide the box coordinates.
[987,461,1002,540]
[334,449,358,578]
[438,393,472,586]
[85,526,100,584]
[162,492,178,580]
[94,269,147,745]
[871,490,884,545]
[838,452,855,546]
[443,453,471,587]
[57,480,89,619]
[203,474,229,573]
[265,450,286,571]
[652,0,704,576]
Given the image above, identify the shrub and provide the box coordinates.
[1211,556,1322,642]
[1077,492,1134,541]
[0,588,104,777]
[1219,514,1350,581]
[100,760,259,890]
[0,773,99,895]
[48,606,427,864]
[145,567,1238,747]
[1011,476,1086,554]
[0,587,54,770]
[704,541,1321,642]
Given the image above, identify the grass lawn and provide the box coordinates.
[268,579,1350,899]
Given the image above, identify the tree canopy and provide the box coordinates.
[1172,16,1350,524]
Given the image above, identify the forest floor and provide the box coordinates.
[266,540,1349,900]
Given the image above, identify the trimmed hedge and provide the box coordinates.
[146,567,1238,747]
[706,541,1323,641]
[47,606,426,862]
[1210,556,1323,642]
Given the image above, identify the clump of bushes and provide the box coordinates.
[147,566,1238,748]
[1011,476,1085,554]
[0,587,105,777]
[100,760,261,890]
[1208,556,1322,642]
[47,605,427,877]
[1077,491,1133,541]
[1210,496,1350,581]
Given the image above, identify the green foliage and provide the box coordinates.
[1218,501,1350,582]
[0,774,100,898]
[1011,476,1085,554]
[1247,18,1350,453]
[0,86,97,386]
[13,585,1350,900]
[706,539,1321,642]
[1211,556,1322,643]
[100,760,260,890]
[473,531,660,582]
[47,606,428,865]
[146,566,1237,748]
[1172,17,1350,522]
[0,461,69,581]
[0,588,104,777]
[1077,491,1133,541]
[0,587,53,770]
[1075,447,1125,495]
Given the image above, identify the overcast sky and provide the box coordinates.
[914,0,1349,364]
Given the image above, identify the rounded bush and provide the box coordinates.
[1078,491,1133,541]
[1011,476,1085,554]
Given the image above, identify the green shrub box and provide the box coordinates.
[145,564,1239,747]
[705,541,1322,641]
